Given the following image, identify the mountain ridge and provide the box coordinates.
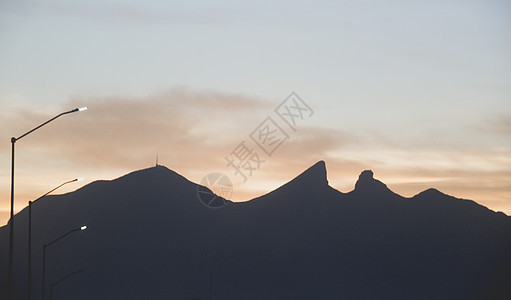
[1,160,510,299]
[65,161,508,216]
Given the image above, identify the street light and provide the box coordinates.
[27,178,83,300]
[41,226,87,300]
[49,269,86,300]
[7,107,87,300]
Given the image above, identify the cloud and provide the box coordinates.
[1,88,270,167]
[1,88,511,224]
[0,88,276,221]
[0,87,370,220]
[487,114,511,136]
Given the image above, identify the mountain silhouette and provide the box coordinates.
[1,161,510,299]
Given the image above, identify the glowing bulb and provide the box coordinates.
[80,226,87,231]
[76,177,84,182]
[78,107,88,112]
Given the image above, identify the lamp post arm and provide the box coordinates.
[32,179,79,204]
[49,269,85,300]
[44,228,80,249]
[51,269,86,288]
[15,108,81,142]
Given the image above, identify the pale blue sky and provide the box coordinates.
[1,0,510,223]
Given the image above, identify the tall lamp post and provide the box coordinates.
[49,269,86,300]
[7,107,87,300]
[27,178,83,300]
[41,226,87,300]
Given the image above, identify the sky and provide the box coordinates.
[0,0,510,224]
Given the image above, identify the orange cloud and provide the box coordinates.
[1,88,510,225]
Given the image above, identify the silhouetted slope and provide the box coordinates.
[1,162,510,299]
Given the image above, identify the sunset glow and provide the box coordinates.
[1,0,510,225]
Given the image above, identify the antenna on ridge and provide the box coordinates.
[155,153,159,167]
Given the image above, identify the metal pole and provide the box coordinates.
[40,227,86,300]
[209,272,213,300]
[28,201,33,300]
[41,245,47,300]
[6,107,86,299]
[28,178,79,300]
[8,137,15,300]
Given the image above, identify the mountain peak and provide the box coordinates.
[300,160,328,183]
[306,160,327,175]
[355,170,375,188]
[417,188,446,198]
[359,170,374,181]
[354,170,391,193]
[282,160,329,190]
